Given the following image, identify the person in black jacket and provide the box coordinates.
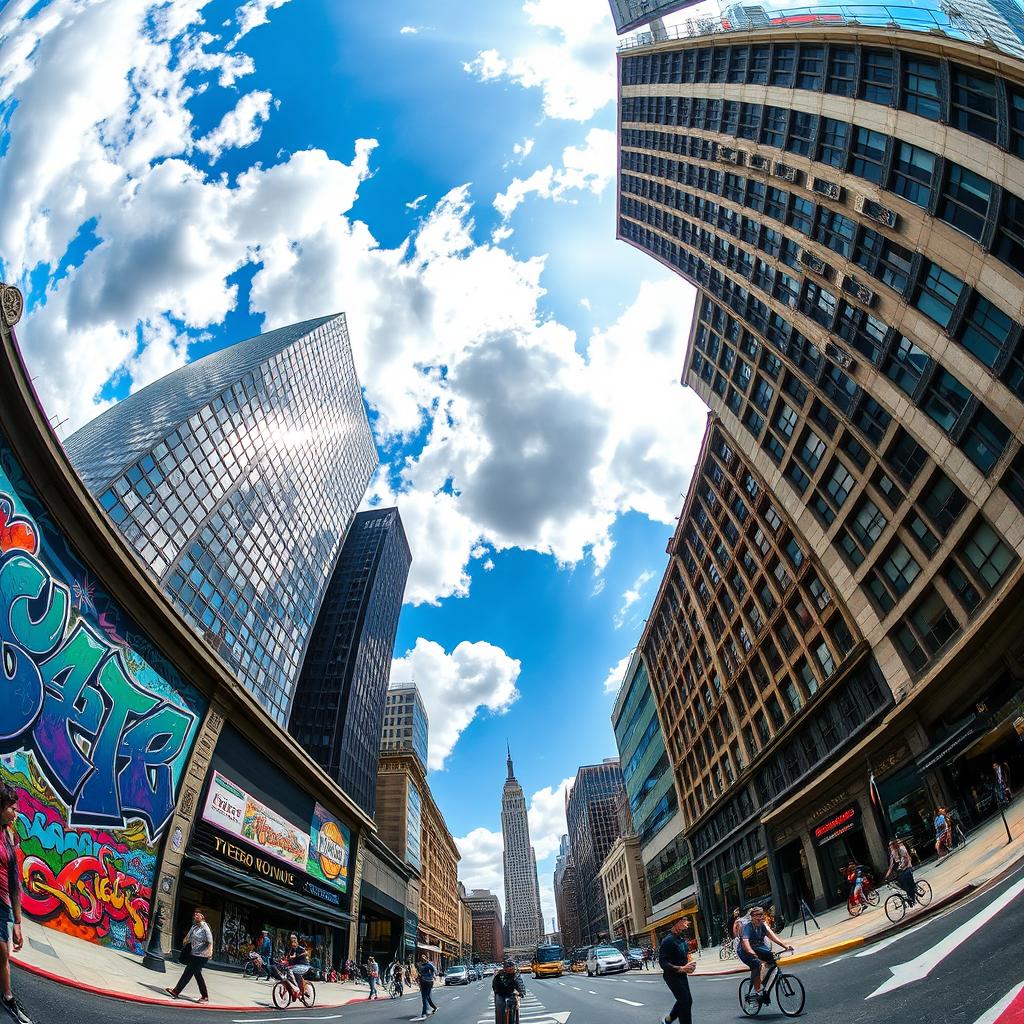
[658,918,696,1024]
[491,959,526,1024]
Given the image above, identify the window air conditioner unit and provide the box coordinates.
[772,161,799,183]
[824,343,854,370]
[841,274,876,307]
[719,147,741,164]
[748,154,770,172]
[811,176,843,202]
[854,195,899,230]
[798,248,831,277]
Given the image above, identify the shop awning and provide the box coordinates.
[916,717,984,772]
[417,942,442,953]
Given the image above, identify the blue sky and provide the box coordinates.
[0,0,711,921]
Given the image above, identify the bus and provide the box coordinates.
[532,942,564,978]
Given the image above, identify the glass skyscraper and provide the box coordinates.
[65,314,378,726]
[289,506,412,817]
[380,685,429,769]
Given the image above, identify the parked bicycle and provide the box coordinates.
[270,960,316,1010]
[884,878,933,923]
[738,951,805,1017]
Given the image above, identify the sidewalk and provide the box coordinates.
[683,794,1024,976]
[11,924,378,1011]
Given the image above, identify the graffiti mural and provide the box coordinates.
[0,433,206,952]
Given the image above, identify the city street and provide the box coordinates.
[12,861,1024,1024]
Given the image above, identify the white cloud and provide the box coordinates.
[456,826,506,909]
[494,127,615,225]
[463,0,616,121]
[405,193,428,210]
[228,0,292,48]
[196,89,274,161]
[390,638,522,770]
[504,137,535,169]
[527,776,574,861]
[399,25,420,35]
[602,650,634,694]
[615,568,655,629]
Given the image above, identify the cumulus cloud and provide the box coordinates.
[228,0,292,48]
[399,25,420,35]
[196,89,274,160]
[602,650,634,694]
[494,127,615,227]
[463,0,616,121]
[456,826,506,907]
[390,638,522,770]
[527,776,574,861]
[615,568,655,629]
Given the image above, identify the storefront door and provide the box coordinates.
[775,839,811,919]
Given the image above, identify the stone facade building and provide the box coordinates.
[598,834,652,947]
[501,749,544,951]
[465,888,505,963]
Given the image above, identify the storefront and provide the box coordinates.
[175,725,357,973]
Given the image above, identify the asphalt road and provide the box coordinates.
[10,860,1024,1024]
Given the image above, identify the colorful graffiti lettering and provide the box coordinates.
[0,441,206,954]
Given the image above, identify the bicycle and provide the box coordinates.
[846,877,879,917]
[502,994,521,1024]
[270,961,316,1010]
[738,951,805,1017]
[243,951,263,979]
[883,877,933,923]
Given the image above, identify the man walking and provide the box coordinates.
[658,917,696,1024]
[166,908,214,1003]
[0,783,30,1024]
[259,930,273,981]
[411,953,438,1020]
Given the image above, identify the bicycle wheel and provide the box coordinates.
[884,893,906,924]
[739,979,763,1016]
[915,880,933,907]
[847,896,864,917]
[243,961,255,978]
[301,982,316,1008]
[271,983,290,1009]
[775,974,805,1017]
[865,887,880,908]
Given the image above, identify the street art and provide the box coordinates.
[0,435,206,952]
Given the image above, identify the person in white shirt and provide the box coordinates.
[166,909,214,1003]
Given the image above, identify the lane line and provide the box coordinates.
[854,920,931,958]
[232,1016,345,1023]
[970,982,1024,1024]
[614,997,644,1006]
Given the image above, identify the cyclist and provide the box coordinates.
[492,958,525,1023]
[884,838,916,906]
[283,933,311,1001]
[738,906,793,1007]
[845,862,868,907]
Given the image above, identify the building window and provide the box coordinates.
[787,111,817,157]
[796,428,827,473]
[817,117,850,168]
[886,428,927,485]
[771,45,797,87]
[950,66,999,143]
[959,294,1013,369]
[876,238,914,296]
[852,496,887,552]
[890,142,936,208]
[960,407,1011,474]
[1010,87,1024,158]
[849,126,887,184]
[921,369,970,434]
[825,45,856,96]
[902,57,942,120]
[852,395,892,447]
[824,459,855,509]
[920,470,967,535]
[801,281,837,327]
[761,105,788,148]
[939,165,993,242]
[884,335,930,396]
[750,45,770,84]
[895,588,960,670]
[915,262,966,329]
[995,192,1024,275]
[814,207,855,258]
[788,194,816,235]
[1000,447,1024,513]
[797,44,825,90]
[959,518,1017,590]
[860,48,895,105]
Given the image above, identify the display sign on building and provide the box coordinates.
[307,802,351,893]
[812,803,861,845]
[202,771,310,868]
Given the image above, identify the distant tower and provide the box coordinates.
[501,747,544,949]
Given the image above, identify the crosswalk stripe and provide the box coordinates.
[615,998,644,1006]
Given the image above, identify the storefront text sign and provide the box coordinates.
[213,834,296,887]
[306,802,351,893]
[812,803,861,845]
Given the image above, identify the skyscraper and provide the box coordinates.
[943,0,1024,59]
[380,685,429,768]
[553,834,582,952]
[65,314,378,725]
[289,507,412,816]
[501,748,544,951]
[619,27,1024,918]
[464,889,505,963]
[565,760,625,945]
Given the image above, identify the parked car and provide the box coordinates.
[627,948,644,969]
[467,965,481,981]
[444,966,469,985]
[586,945,628,977]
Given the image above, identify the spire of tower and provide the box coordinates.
[507,742,514,779]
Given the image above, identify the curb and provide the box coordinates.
[10,957,369,1011]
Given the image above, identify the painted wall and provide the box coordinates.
[0,432,206,953]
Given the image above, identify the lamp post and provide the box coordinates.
[142,903,167,973]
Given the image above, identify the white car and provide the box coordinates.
[444,966,469,985]
[586,945,628,976]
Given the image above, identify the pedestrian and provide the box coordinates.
[994,761,1012,804]
[884,838,916,905]
[934,807,950,856]
[259,929,273,981]
[490,958,525,1023]
[731,907,746,953]
[0,783,30,1024]
[368,955,379,999]
[411,953,437,1020]
[657,917,696,1024]
[166,908,214,1003]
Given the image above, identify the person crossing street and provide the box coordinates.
[411,953,438,1020]
[658,917,696,1024]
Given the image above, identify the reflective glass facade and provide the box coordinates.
[289,507,412,816]
[381,685,429,769]
[65,315,378,726]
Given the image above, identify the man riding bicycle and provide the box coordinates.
[738,906,793,1007]
[281,934,311,1000]
[884,838,916,906]
[492,958,526,1023]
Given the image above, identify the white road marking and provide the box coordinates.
[588,990,596,994]
[970,982,1024,1024]
[867,877,1024,999]
[614,997,644,1006]
[854,921,931,958]
[232,1017,345,1023]
[824,955,849,965]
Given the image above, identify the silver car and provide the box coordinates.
[586,945,628,976]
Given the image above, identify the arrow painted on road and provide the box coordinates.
[866,877,1024,999]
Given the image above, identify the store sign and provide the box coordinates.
[307,802,350,893]
[202,771,310,868]
[812,803,860,845]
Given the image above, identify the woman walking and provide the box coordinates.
[367,956,379,999]
[0,784,30,1023]
[166,909,214,1003]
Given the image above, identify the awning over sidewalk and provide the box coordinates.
[916,717,984,772]
[417,942,442,953]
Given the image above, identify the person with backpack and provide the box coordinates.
[0,784,30,1024]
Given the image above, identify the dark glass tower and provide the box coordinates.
[289,506,412,816]
[64,314,377,725]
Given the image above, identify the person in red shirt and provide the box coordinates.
[0,783,30,1023]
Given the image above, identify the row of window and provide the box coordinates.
[621,42,1024,156]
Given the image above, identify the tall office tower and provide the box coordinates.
[65,315,377,725]
[607,0,702,33]
[380,685,429,768]
[464,889,505,962]
[501,749,544,951]
[943,0,1024,59]
[611,651,696,931]
[289,507,411,816]
[619,29,1024,920]
[565,760,625,945]
[553,834,582,952]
